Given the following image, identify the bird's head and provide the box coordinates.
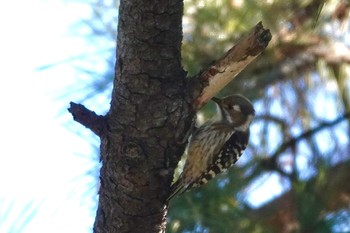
[212,94,255,131]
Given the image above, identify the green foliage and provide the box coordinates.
[168,168,272,233]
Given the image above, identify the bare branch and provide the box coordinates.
[193,22,271,109]
[68,102,107,138]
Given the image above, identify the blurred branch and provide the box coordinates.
[255,114,287,126]
[309,42,350,64]
[230,52,316,99]
[258,111,350,179]
[68,102,107,138]
[270,111,350,161]
[193,22,271,109]
[289,0,325,29]
[332,0,350,22]
[255,114,289,135]
[247,160,350,233]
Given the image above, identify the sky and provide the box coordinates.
[0,1,99,232]
[1,1,349,232]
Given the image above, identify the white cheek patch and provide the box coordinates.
[233,105,241,112]
[235,114,254,131]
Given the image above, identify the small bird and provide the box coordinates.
[167,94,255,200]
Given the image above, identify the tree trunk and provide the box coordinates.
[93,0,193,232]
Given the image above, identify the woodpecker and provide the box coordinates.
[167,94,255,200]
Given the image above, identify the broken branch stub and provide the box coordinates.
[194,21,272,109]
[68,102,107,138]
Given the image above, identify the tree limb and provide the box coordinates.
[68,102,107,138]
[193,22,271,109]
[269,111,350,161]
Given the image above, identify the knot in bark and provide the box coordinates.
[123,142,144,160]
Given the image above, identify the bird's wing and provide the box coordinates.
[190,130,250,187]
[167,130,249,200]
[167,177,186,201]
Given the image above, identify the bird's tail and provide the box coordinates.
[167,179,185,201]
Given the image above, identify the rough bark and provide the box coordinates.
[92,1,193,232]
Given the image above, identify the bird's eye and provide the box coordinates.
[227,105,233,110]
[233,105,241,112]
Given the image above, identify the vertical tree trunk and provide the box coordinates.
[93,0,194,232]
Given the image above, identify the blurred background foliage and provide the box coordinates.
[66,0,350,232]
